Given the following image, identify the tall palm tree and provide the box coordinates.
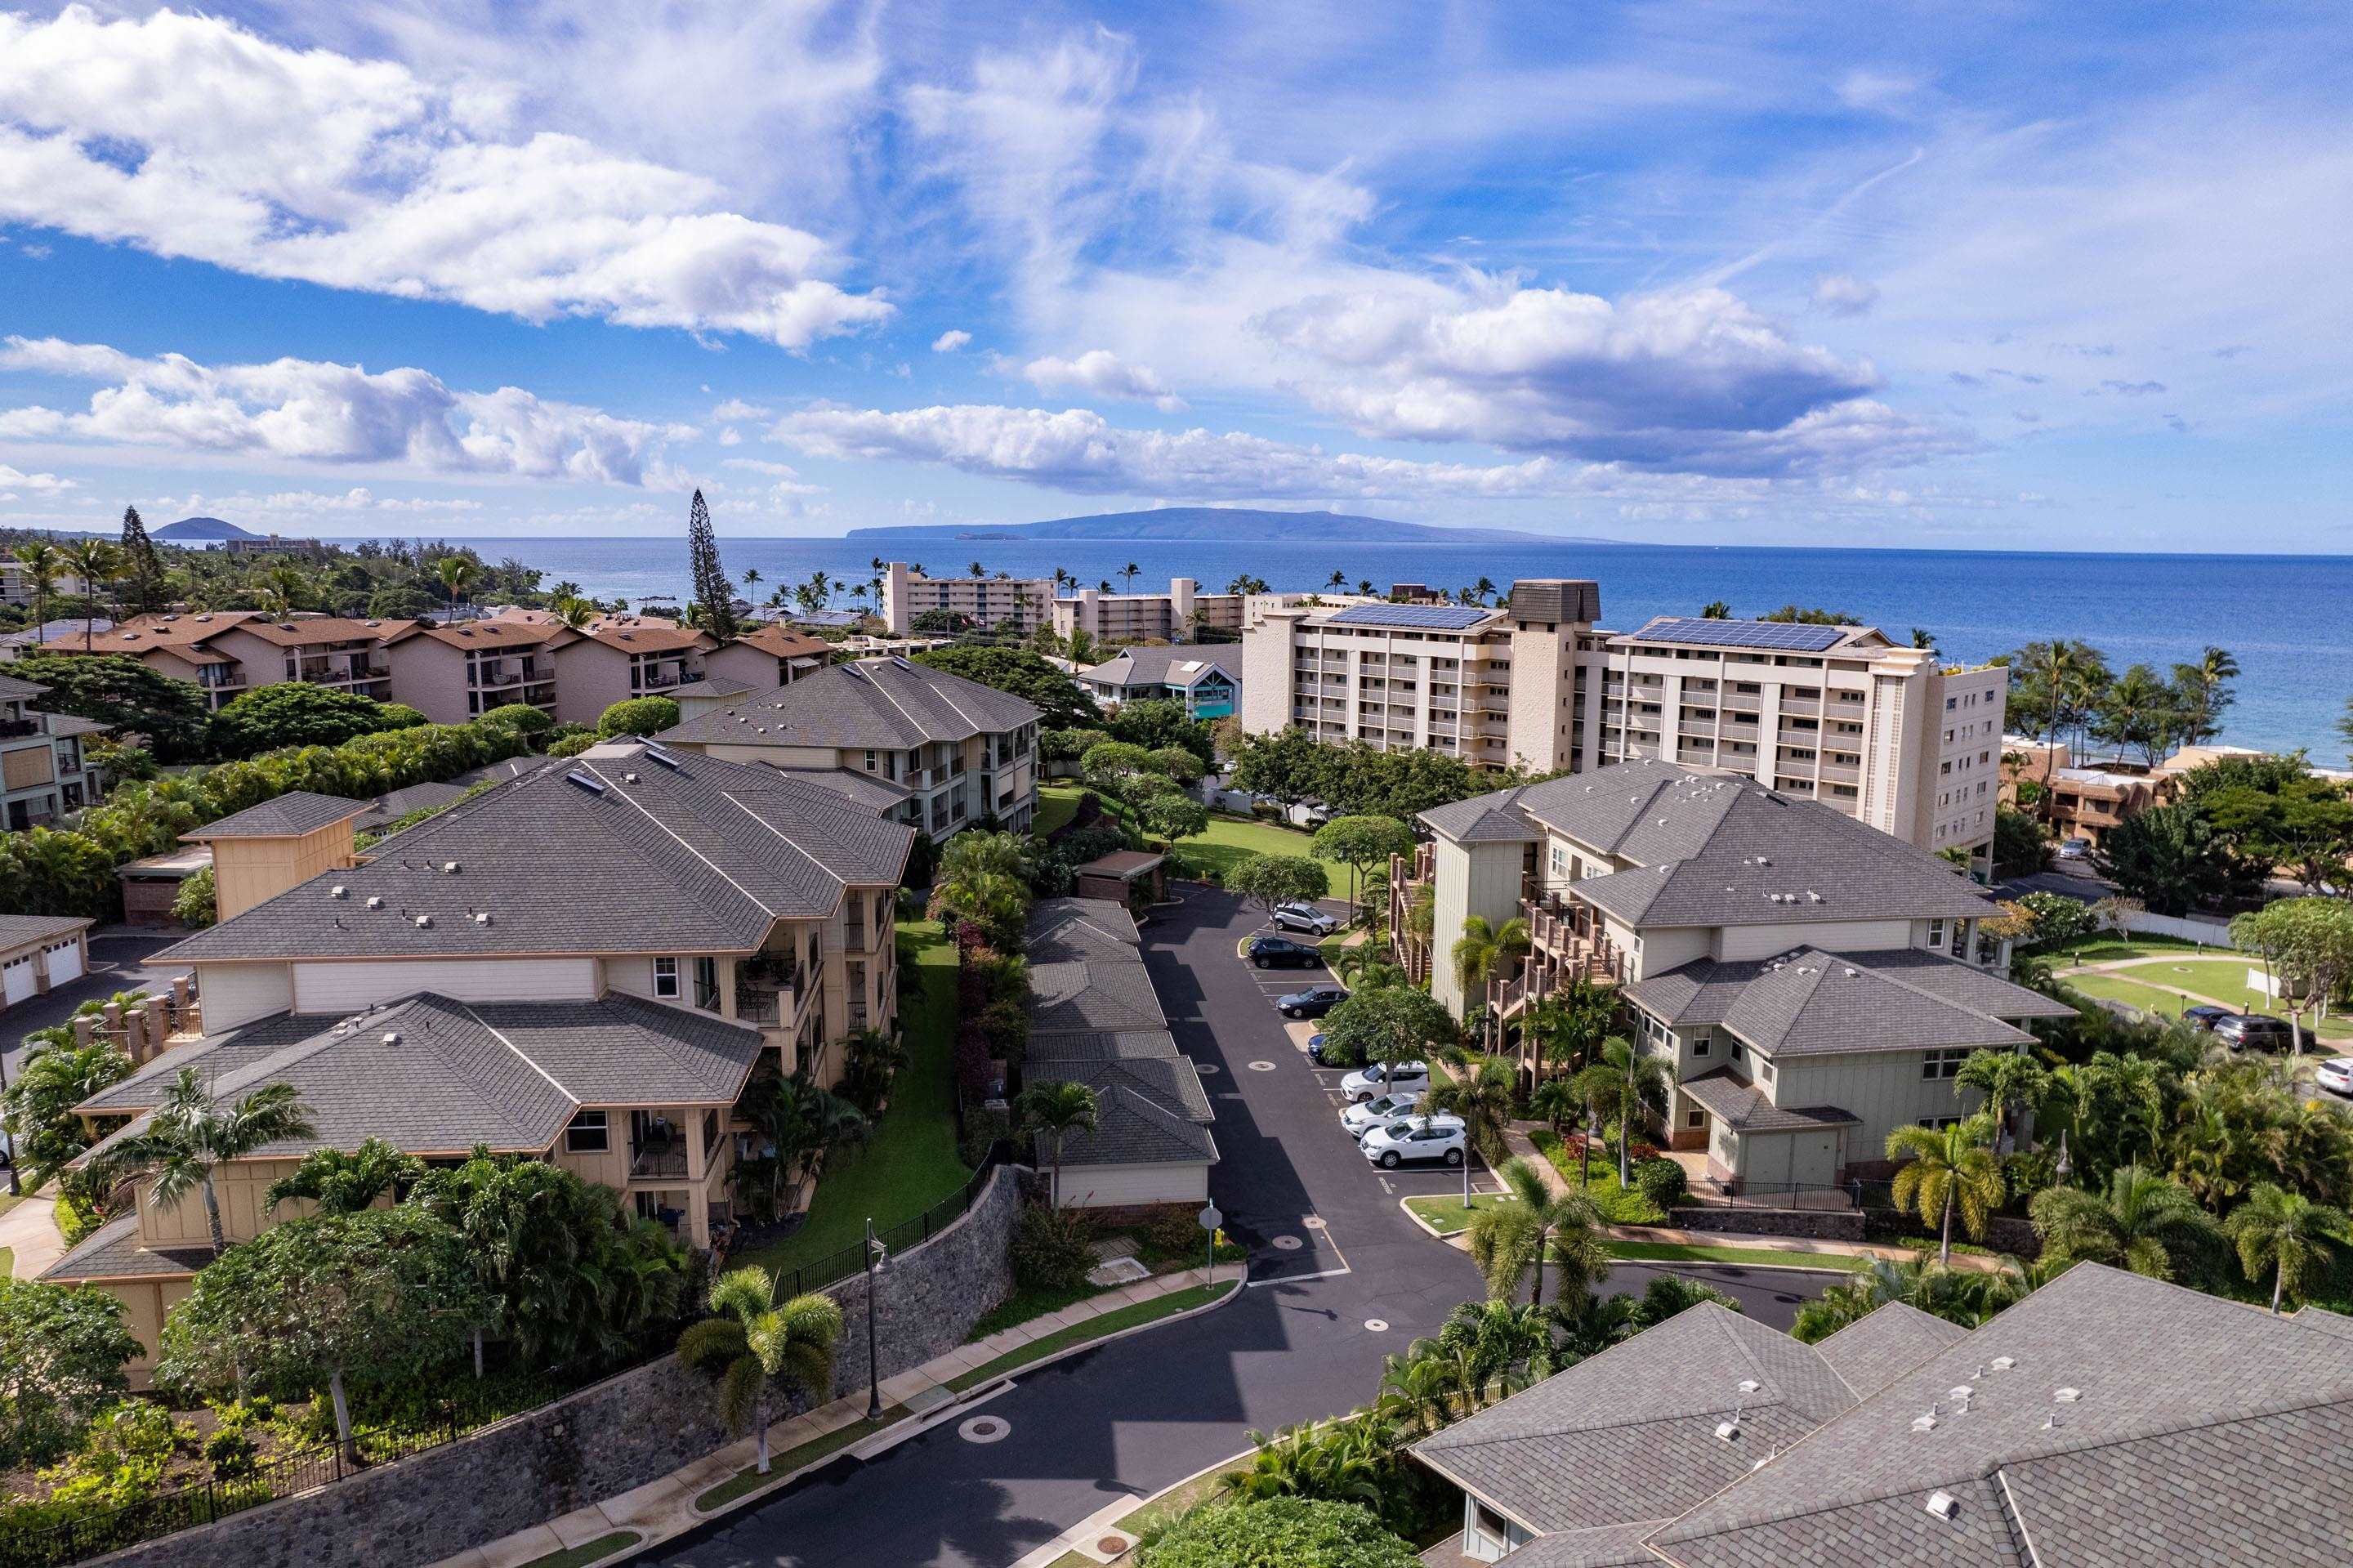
[62,539,122,647]
[1953,1048,2049,1153]
[551,594,595,630]
[1118,562,1141,593]
[1450,915,1529,1015]
[435,555,477,619]
[2226,1182,2351,1313]
[1326,569,1346,591]
[90,1067,315,1252]
[1426,1060,1516,1206]
[13,540,60,632]
[1571,1037,1670,1186]
[742,567,762,594]
[1016,1079,1101,1208]
[2172,646,2239,745]
[1886,1115,2004,1266]
[1525,977,1617,1079]
[2028,1164,2216,1280]
[1464,1157,1605,1308]
[676,1266,843,1473]
[262,1137,422,1215]
[1699,600,1730,619]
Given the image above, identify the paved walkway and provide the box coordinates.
[0,1190,64,1280]
[431,1266,1227,1568]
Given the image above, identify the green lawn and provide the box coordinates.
[946,1280,1238,1393]
[520,1531,642,1568]
[694,1409,910,1512]
[0,1246,13,1279]
[1404,1192,1516,1235]
[1525,1130,1667,1223]
[1602,1240,1868,1272]
[2048,932,2224,963]
[1034,785,1084,837]
[733,922,971,1284]
[1037,785,1341,896]
[2062,972,2204,1020]
[2065,965,2353,1041]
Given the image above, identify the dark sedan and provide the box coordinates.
[1247,934,1326,969]
[1276,983,1350,1019]
[2181,1005,2237,1032]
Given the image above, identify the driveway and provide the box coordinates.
[636,887,1830,1568]
[3,928,190,1078]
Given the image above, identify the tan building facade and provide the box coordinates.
[1048,579,1243,645]
[882,561,1052,634]
[383,619,561,722]
[1,668,105,828]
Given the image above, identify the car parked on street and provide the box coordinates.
[2316,1058,2353,1097]
[2214,1014,2296,1053]
[1271,901,1339,936]
[1361,1115,1467,1168]
[2181,1005,2237,1032]
[1248,934,1326,969]
[1341,1090,1426,1138]
[1276,983,1350,1019]
[2056,838,2092,860]
[1339,1059,1430,1101]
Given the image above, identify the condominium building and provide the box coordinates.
[1048,579,1243,645]
[46,741,917,1374]
[61,611,398,712]
[383,619,561,722]
[0,560,88,605]
[543,619,714,727]
[657,655,1042,837]
[1,668,107,828]
[1076,646,1243,718]
[703,623,837,693]
[1243,582,2006,868]
[881,561,1052,634]
[1391,760,2067,1193]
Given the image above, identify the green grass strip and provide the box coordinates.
[520,1530,642,1568]
[692,1407,909,1512]
[1404,1193,1516,1235]
[1603,1239,1869,1272]
[947,1281,1235,1393]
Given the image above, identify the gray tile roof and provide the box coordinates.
[185,789,370,840]
[1677,1068,1858,1132]
[42,1213,214,1284]
[772,766,913,811]
[1026,958,1168,1033]
[356,780,475,830]
[0,670,50,701]
[1812,1302,1971,1401]
[1028,897,1142,952]
[1491,1524,1666,1568]
[1058,1083,1218,1169]
[74,990,764,1165]
[42,713,110,738]
[158,744,912,962]
[1021,1027,1183,1060]
[1627,948,2047,1058]
[655,655,1039,750]
[0,913,92,949]
[1028,1053,1213,1124]
[1078,646,1243,690]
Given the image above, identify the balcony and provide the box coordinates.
[0,717,41,739]
[630,1127,690,1179]
[1781,696,1821,718]
[1721,691,1760,713]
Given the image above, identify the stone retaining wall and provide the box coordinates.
[1668,1206,1868,1242]
[88,1164,1032,1568]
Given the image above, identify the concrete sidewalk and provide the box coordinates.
[0,1190,65,1280]
[431,1265,1232,1568]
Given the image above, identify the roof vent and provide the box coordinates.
[565,769,607,795]
[2055,1387,2083,1404]
[365,896,383,909]
[1989,1356,2016,1372]
[194,613,212,621]
[1843,967,1858,978]
[1713,1419,1741,1443]
[1924,1490,1960,1522]
[1911,1413,1937,1433]
[1756,855,1770,865]
[414,914,432,928]
[329,885,347,899]
[623,771,639,784]
[643,743,683,770]
[443,860,461,874]
[382,1031,401,1046]
[474,911,493,926]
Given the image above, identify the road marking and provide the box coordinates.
[1270,1235,1303,1250]
[1247,1264,1352,1287]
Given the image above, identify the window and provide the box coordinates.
[1690,1033,1711,1057]
[1922,1048,1971,1081]
[1926,919,1945,949]
[1686,1107,1706,1129]
[1917,1115,1962,1129]
[1730,1039,1746,1063]
[565,1110,609,1153]
[1551,844,1567,878]
[1758,1059,1775,1085]
[694,955,721,1012]
[653,956,680,998]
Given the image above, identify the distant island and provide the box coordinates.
[844,507,1605,545]
[155,516,260,543]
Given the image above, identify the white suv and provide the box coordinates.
[1341,1090,1425,1139]
[1273,901,1339,936]
[1339,1060,1430,1102]
[1361,1115,1467,1168]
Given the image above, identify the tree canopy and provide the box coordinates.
[2095,802,2262,914]
[1317,985,1456,1071]
[597,695,681,738]
[912,645,1092,726]
[1225,852,1329,916]
[7,651,208,762]
[208,683,425,757]
[1141,1499,1421,1568]
[0,1278,145,1468]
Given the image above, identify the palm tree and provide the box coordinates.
[1016,1080,1101,1208]
[742,567,762,594]
[1791,1252,2034,1342]
[1886,1115,2005,1266]
[1953,1048,2049,1153]
[2028,1164,2217,1280]
[1450,915,1529,1016]
[1426,1060,1516,1206]
[90,1068,315,1252]
[435,555,477,619]
[1525,977,1616,1079]
[2226,1182,2351,1313]
[1464,1157,1605,1307]
[1570,1037,1670,1186]
[1699,600,1730,619]
[1472,576,1497,605]
[676,1266,843,1473]
[62,539,122,647]
[551,594,595,630]
[13,540,60,631]
[735,1076,867,1221]
[967,560,985,578]
[1120,562,1141,593]
[1529,1078,1580,1137]
[263,1137,422,1215]
[2172,646,2239,745]
[1909,628,1936,650]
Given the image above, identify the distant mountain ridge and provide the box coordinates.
[156,516,258,542]
[845,507,1605,544]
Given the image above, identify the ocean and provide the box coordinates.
[457,535,2353,760]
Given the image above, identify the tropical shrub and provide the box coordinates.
[1010,1202,1096,1292]
[1145,1498,1421,1568]
[1633,1156,1689,1212]
[209,684,423,757]
[596,695,680,738]
[0,1280,145,1468]
[169,862,217,927]
[480,702,556,735]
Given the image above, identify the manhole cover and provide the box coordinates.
[1096,1537,1132,1555]
[1365,1318,1390,1332]
[1248,1060,1278,1071]
[958,1416,1011,1444]
[1194,1063,1221,1075]
[1270,1235,1304,1251]
[1302,1217,1327,1229]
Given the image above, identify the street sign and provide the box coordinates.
[1198,1203,1222,1231]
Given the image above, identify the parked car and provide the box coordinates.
[2056,838,2093,860]
[1272,901,1339,936]
[1339,1059,1430,1101]
[2181,1005,2237,1032]
[2316,1058,2353,1097]
[1306,1032,1355,1066]
[1248,934,1326,969]
[1341,1090,1426,1138]
[1278,983,1350,1019]
[2214,1014,2297,1053]
[1361,1115,1467,1168]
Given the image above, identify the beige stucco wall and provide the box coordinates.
[1772,1048,1993,1154]
[386,637,471,725]
[288,958,600,1013]
[1431,838,1527,1016]
[701,643,795,695]
[549,640,638,728]
[196,961,295,1029]
[1712,918,1916,962]
[211,822,356,922]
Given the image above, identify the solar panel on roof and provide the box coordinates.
[1327,603,1490,630]
[1623,617,1848,653]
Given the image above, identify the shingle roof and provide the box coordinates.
[386,619,556,650]
[185,789,368,840]
[227,616,402,646]
[1058,1083,1218,1168]
[89,611,264,652]
[41,1213,213,1284]
[157,744,912,962]
[1028,1053,1213,1124]
[1027,958,1168,1033]
[770,766,913,811]
[1626,948,2052,1058]
[576,623,712,653]
[42,713,110,738]
[0,670,47,701]
[1028,897,1142,951]
[1078,646,1243,690]
[731,624,835,659]
[654,656,1039,750]
[356,779,476,830]
[74,990,763,1163]
[0,913,93,949]
[1811,1302,1971,1401]
[1677,1069,1858,1132]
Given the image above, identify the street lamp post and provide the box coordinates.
[864,1218,888,1421]
[0,1036,17,1198]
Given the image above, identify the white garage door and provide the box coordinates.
[44,942,83,985]
[2,955,34,1006]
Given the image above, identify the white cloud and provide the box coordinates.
[0,7,891,348]
[931,329,973,352]
[1021,349,1185,411]
[0,462,73,493]
[1810,273,1880,316]
[722,458,806,477]
[711,399,773,421]
[717,427,742,445]
[772,401,1766,503]
[1,336,690,485]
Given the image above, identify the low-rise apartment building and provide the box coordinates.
[882,561,1052,634]
[1048,578,1243,645]
[703,623,837,693]
[199,616,399,707]
[657,655,1043,837]
[383,618,561,722]
[544,619,714,727]
[1,668,107,828]
[2000,739,2155,848]
[1244,583,2005,869]
[1393,760,2068,1195]
[1076,646,1243,718]
[0,560,88,605]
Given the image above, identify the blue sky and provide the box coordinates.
[0,1,2347,551]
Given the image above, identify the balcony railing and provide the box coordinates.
[0,717,41,739]
[631,1139,689,1179]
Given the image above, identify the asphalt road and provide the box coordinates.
[2,928,190,1099]
[637,888,1830,1568]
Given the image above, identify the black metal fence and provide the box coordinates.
[767,1154,1005,1299]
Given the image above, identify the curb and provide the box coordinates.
[1004,1444,1257,1568]
[1397,1191,1508,1240]
[949,1262,1248,1398]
